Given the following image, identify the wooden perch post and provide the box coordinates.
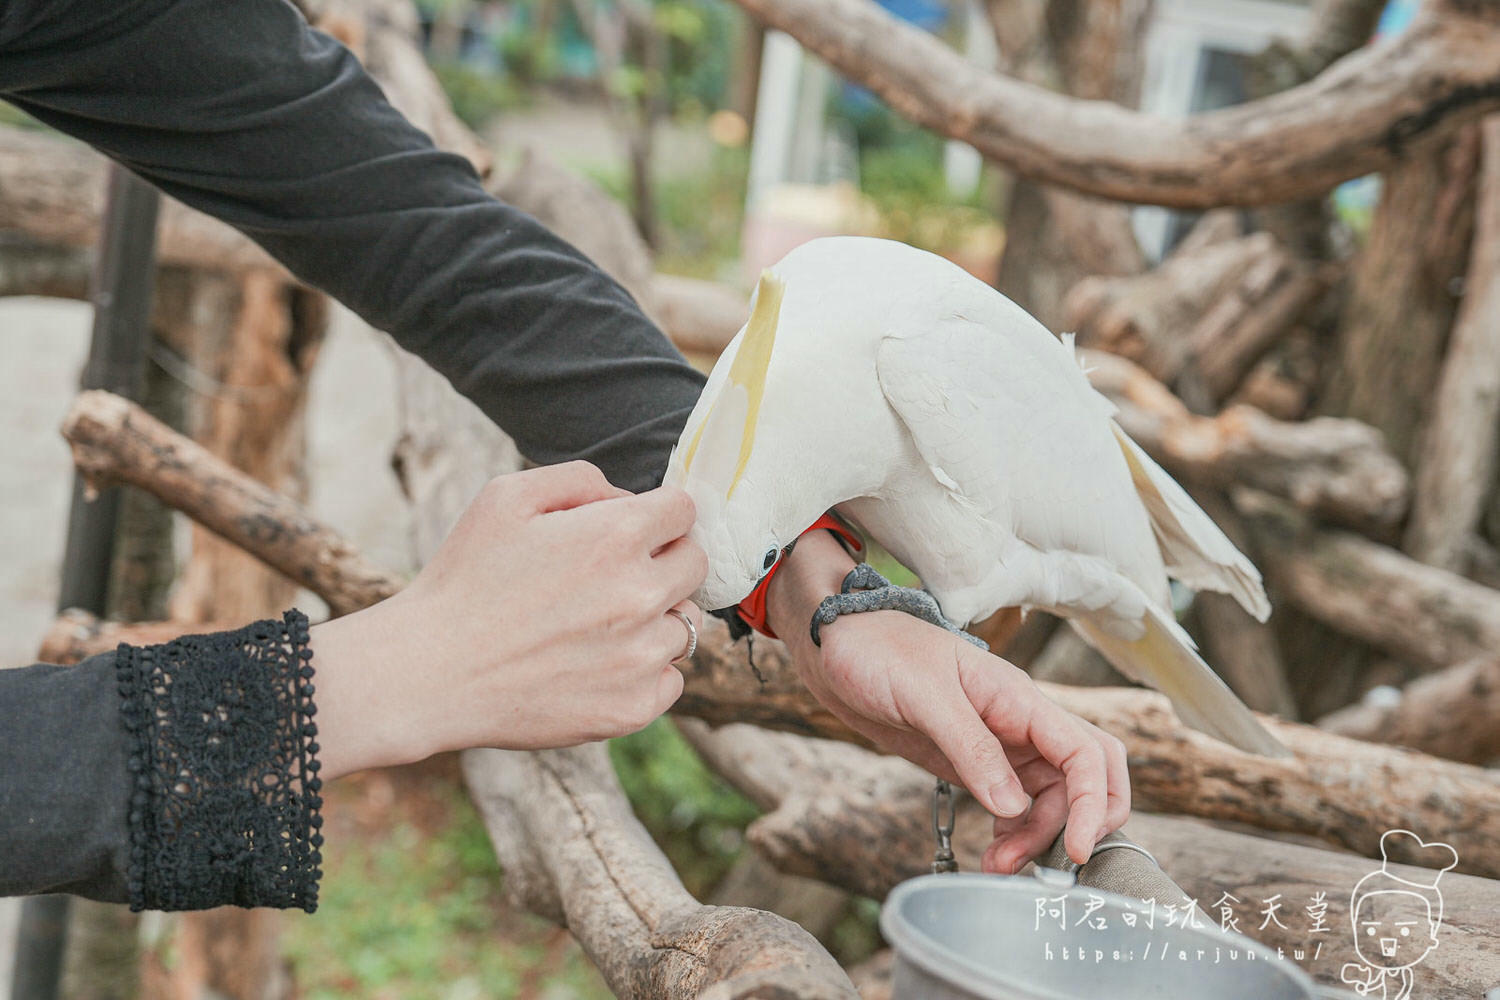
[461,744,856,998]
[1318,655,1500,765]
[676,720,1500,998]
[1405,117,1500,571]
[730,0,1500,208]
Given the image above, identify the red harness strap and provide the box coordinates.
[735,512,864,639]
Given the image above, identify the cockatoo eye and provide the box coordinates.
[762,546,780,572]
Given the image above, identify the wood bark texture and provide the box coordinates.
[1317,655,1500,765]
[990,0,1147,327]
[1185,491,1298,719]
[164,272,327,625]
[1238,490,1500,672]
[1321,124,1480,467]
[1064,223,1329,414]
[61,391,399,617]
[0,127,279,275]
[38,610,241,665]
[461,744,857,999]
[1405,116,1500,570]
[0,233,92,298]
[730,0,1500,208]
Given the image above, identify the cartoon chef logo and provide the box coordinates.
[1340,830,1459,999]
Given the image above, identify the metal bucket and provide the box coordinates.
[880,872,1320,999]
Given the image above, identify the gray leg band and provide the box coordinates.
[810,566,989,650]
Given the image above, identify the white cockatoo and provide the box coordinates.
[664,235,1288,757]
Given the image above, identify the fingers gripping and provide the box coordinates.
[913,682,1029,819]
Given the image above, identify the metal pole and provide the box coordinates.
[10,165,160,1000]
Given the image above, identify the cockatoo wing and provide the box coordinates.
[876,313,1289,757]
[1072,603,1291,757]
[874,311,1168,615]
[1109,422,1271,621]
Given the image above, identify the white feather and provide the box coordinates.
[1109,422,1271,621]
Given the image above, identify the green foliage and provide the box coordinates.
[655,0,734,112]
[283,784,610,1000]
[431,61,526,130]
[856,121,998,257]
[609,717,760,897]
[588,145,748,279]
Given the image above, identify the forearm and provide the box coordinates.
[0,654,132,901]
[0,615,324,911]
[0,0,704,492]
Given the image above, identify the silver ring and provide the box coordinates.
[667,608,697,663]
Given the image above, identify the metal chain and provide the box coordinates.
[931,778,958,873]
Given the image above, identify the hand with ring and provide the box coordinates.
[309,461,707,779]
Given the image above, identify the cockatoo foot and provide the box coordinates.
[810,564,989,650]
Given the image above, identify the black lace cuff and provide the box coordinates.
[116,610,324,912]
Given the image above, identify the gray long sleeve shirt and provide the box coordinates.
[0,0,709,905]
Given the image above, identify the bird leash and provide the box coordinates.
[932,778,959,873]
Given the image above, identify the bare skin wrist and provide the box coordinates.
[308,595,431,781]
[764,529,858,657]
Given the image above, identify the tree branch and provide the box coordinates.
[0,127,280,274]
[61,390,399,617]
[1238,489,1500,672]
[1318,655,1500,764]
[461,743,856,998]
[730,0,1500,208]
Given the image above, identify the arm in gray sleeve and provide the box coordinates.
[0,0,705,492]
[1,613,323,911]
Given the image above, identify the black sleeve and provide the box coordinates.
[0,613,324,912]
[0,0,705,494]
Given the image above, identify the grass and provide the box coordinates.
[282,767,611,1000]
[609,716,761,898]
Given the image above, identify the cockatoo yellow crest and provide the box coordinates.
[679,270,784,499]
